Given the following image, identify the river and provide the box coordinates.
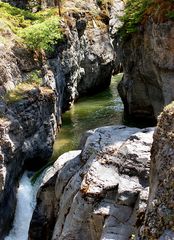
[51,73,123,160]
[5,73,123,239]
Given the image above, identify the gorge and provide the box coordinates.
[0,0,174,239]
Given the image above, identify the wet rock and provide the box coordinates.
[0,88,57,238]
[29,125,154,240]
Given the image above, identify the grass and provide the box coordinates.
[4,82,37,103]
[0,2,39,33]
[4,70,42,103]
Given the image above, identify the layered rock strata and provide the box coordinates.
[29,125,154,240]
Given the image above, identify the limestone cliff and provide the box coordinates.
[42,0,118,112]
[0,27,57,237]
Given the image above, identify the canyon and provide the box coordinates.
[0,0,174,239]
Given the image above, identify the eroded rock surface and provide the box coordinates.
[140,103,174,239]
[0,87,57,238]
[29,125,154,240]
[0,0,123,236]
[115,19,174,123]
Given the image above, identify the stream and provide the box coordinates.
[51,73,123,160]
[5,173,42,240]
[5,73,123,239]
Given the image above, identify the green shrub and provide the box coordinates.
[19,16,63,52]
[166,11,174,19]
[0,2,39,32]
[118,0,152,38]
[0,2,63,52]
[118,0,174,39]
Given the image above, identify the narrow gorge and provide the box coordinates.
[0,0,174,239]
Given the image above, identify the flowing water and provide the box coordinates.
[51,73,123,160]
[5,173,42,240]
[5,73,123,239]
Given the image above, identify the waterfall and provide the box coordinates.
[5,172,41,240]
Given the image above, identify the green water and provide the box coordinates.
[51,73,123,161]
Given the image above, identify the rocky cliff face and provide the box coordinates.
[0,88,57,238]
[0,29,58,237]
[115,19,174,123]
[0,0,119,237]
[29,125,154,240]
[140,103,174,239]
[42,0,118,112]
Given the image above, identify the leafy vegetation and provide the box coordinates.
[19,17,63,52]
[118,0,174,38]
[31,160,54,184]
[118,0,152,37]
[0,2,38,33]
[0,2,63,52]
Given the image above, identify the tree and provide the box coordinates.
[54,0,61,16]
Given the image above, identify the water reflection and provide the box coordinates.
[51,73,123,160]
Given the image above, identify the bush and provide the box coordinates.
[118,0,152,38]
[19,17,63,52]
[118,0,174,39]
[0,2,39,32]
[0,2,63,52]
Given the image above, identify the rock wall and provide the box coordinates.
[115,19,174,123]
[0,87,57,238]
[0,0,120,237]
[42,1,117,112]
[140,102,174,239]
[0,29,57,237]
[29,125,154,240]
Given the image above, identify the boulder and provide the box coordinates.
[29,125,154,240]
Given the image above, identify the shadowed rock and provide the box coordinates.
[29,125,154,240]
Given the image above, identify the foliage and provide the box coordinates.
[31,160,54,184]
[118,0,152,37]
[5,83,35,103]
[0,2,39,33]
[0,2,63,52]
[27,70,42,85]
[19,16,63,52]
[118,0,174,38]
[166,11,174,19]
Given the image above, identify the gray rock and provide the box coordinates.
[0,88,57,238]
[159,230,174,240]
[115,20,174,123]
[141,103,174,239]
[29,125,154,240]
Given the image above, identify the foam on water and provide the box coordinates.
[5,172,41,240]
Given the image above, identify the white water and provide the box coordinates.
[5,172,41,240]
